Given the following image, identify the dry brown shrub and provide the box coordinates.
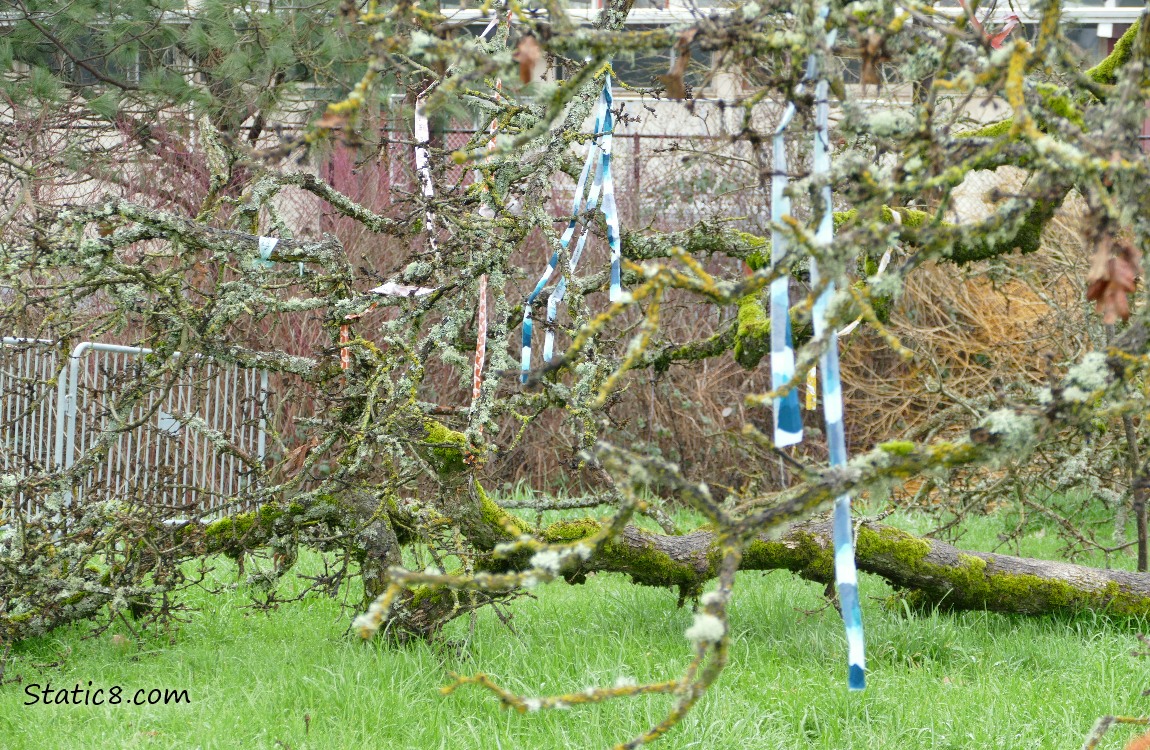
[840,196,1092,455]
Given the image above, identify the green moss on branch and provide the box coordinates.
[960,22,1138,138]
[499,515,1150,618]
[203,501,309,558]
[854,524,1150,616]
[733,294,771,369]
[1087,20,1139,84]
[643,325,738,373]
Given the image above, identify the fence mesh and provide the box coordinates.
[61,347,269,517]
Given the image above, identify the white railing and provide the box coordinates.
[0,338,58,514]
[0,338,269,518]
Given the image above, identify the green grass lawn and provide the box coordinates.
[1,511,1148,749]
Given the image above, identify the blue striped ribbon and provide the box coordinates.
[767,18,864,689]
[769,109,803,448]
[810,72,866,691]
[520,253,559,383]
[522,77,621,383]
[600,81,623,305]
[542,84,610,362]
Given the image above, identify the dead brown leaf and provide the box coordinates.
[860,28,886,88]
[1086,237,1142,324]
[658,28,698,100]
[314,111,347,130]
[656,71,686,100]
[514,35,543,84]
[276,436,320,483]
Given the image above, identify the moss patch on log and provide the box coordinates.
[543,520,707,594]
[422,419,471,476]
[477,480,531,539]
[856,525,1150,616]
[1086,20,1139,84]
[203,502,306,557]
[944,193,1062,263]
[542,518,603,542]
[733,294,770,369]
[743,531,834,582]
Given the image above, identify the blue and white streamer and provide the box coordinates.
[810,70,866,692]
[768,19,865,690]
[769,108,803,448]
[600,82,623,305]
[542,90,607,362]
[522,76,621,383]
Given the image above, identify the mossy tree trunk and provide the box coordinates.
[540,518,1150,617]
[373,416,1150,631]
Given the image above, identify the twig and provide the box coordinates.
[1080,716,1149,750]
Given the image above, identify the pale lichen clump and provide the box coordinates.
[1062,352,1111,402]
[529,549,563,575]
[351,595,394,640]
[867,109,916,138]
[528,543,594,576]
[684,612,725,644]
[981,409,1038,452]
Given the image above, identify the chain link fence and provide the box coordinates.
[0,339,58,514]
[275,117,1012,244]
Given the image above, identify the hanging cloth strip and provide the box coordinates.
[340,321,352,370]
[806,366,818,410]
[347,15,527,371]
[349,16,504,386]
[521,75,622,384]
[811,48,866,694]
[469,11,508,420]
[770,25,866,691]
[344,78,444,369]
[413,82,439,260]
[257,236,278,268]
[769,112,803,448]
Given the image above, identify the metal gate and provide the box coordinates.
[0,339,268,519]
[0,338,59,515]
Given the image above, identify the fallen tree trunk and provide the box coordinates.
[8,507,1148,646]
[383,419,1150,633]
[535,518,1150,617]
